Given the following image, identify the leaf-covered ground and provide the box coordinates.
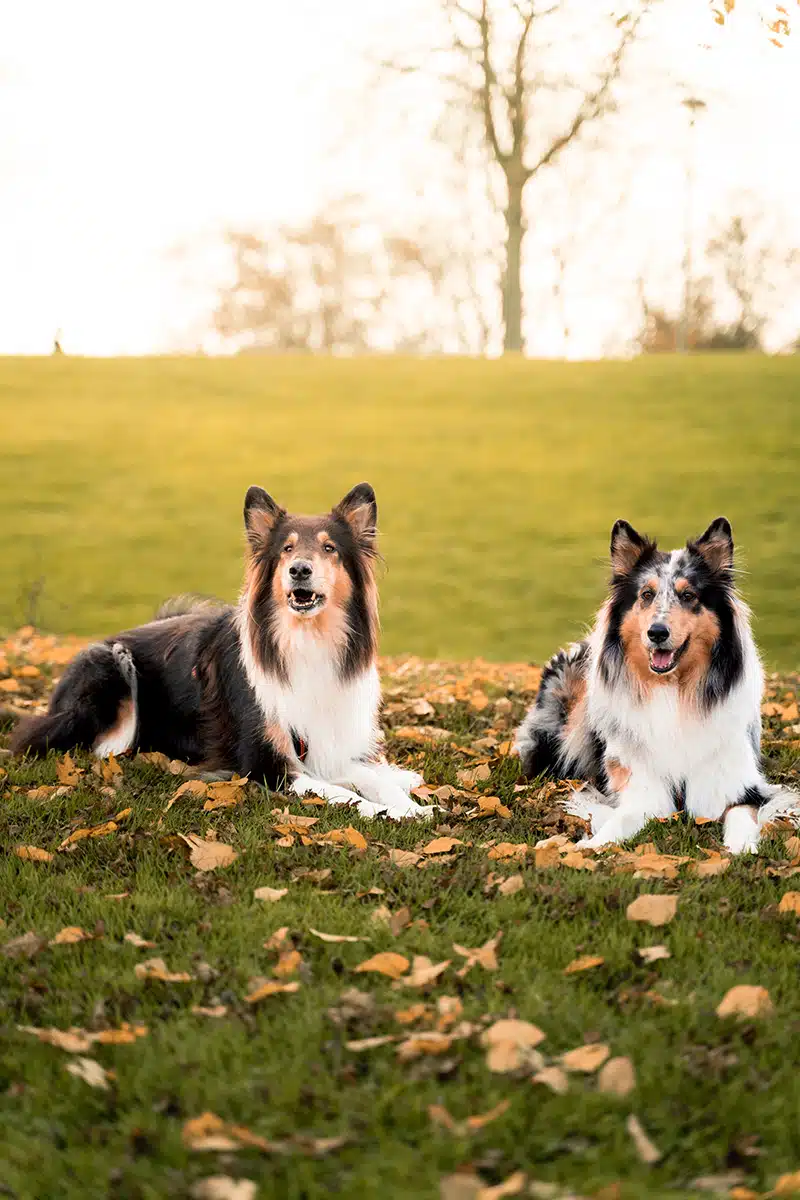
[2,629,800,1200]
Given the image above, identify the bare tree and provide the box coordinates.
[706,212,798,351]
[383,1,654,353]
[212,197,495,355]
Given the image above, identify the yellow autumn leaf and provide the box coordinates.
[564,954,605,975]
[354,952,409,979]
[14,845,53,863]
[134,957,193,983]
[561,1043,610,1073]
[626,894,678,927]
[245,980,300,1003]
[180,834,238,871]
[716,985,773,1019]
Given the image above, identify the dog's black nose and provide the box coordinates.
[648,623,670,645]
[289,560,313,582]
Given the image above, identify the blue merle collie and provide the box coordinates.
[12,484,431,821]
[515,517,797,853]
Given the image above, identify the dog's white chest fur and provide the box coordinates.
[240,623,380,775]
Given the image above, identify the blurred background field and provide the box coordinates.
[1,352,798,668]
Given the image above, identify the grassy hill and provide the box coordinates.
[1,354,798,667]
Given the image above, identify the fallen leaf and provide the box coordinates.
[65,1056,111,1090]
[317,825,368,850]
[245,980,300,1003]
[50,926,92,946]
[497,874,524,896]
[390,906,412,936]
[2,931,47,959]
[638,945,671,963]
[716,985,774,1020]
[465,1099,511,1131]
[690,856,731,877]
[59,820,119,848]
[778,891,800,914]
[134,957,193,983]
[598,1056,636,1097]
[397,1031,453,1061]
[192,1005,228,1018]
[561,851,597,872]
[773,1172,800,1195]
[345,1035,397,1051]
[264,926,290,949]
[429,1103,459,1132]
[689,1173,748,1194]
[474,796,512,820]
[182,1111,277,1153]
[354,952,409,980]
[453,932,502,977]
[394,955,450,988]
[395,1002,430,1025]
[626,894,678,927]
[387,848,422,867]
[488,842,528,861]
[273,950,302,978]
[56,753,84,786]
[309,927,367,944]
[626,1114,661,1164]
[124,931,156,948]
[458,764,491,787]
[564,954,605,975]
[191,1178,257,1200]
[533,1066,569,1095]
[180,834,238,871]
[561,1043,610,1073]
[422,836,464,855]
[14,845,53,863]
[18,1026,92,1052]
[254,887,288,903]
[481,1018,545,1072]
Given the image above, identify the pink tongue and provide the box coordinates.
[652,649,673,670]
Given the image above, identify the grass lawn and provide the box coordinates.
[0,354,798,669]
[2,632,800,1199]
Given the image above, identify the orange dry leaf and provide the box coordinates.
[395,1002,430,1025]
[317,825,368,850]
[453,932,502,977]
[421,836,463,855]
[192,1005,228,1018]
[598,1056,636,1097]
[134,957,193,983]
[716,985,774,1019]
[488,843,528,862]
[564,955,605,975]
[394,955,450,989]
[59,820,119,848]
[533,1065,570,1095]
[273,950,302,978]
[626,894,678,927]
[481,1018,545,1072]
[180,834,238,871]
[182,1111,277,1153]
[478,1169,526,1199]
[14,845,53,863]
[387,849,422,868]
[254,887,288,902]
[638,945,670,963]
[55,753,84,786]
[778,892,800,914]
[396,1031,453,1061]
[50,926,93,946]
[309,927,367,944]
[345,1034,397,1051]
[561,1043,610,1073]
[497,874,524,896]
[458,764,491,787]
[245,980,300,1003]
[626,1114,661,1164]
[124,932,156,948]
[354,952,409,979]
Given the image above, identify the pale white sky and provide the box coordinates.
[0,0,798,356]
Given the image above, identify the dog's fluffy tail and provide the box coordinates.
[514,641,596,779]
[154,594,226,620]
[11,641,137,759]
[757,785,800,831]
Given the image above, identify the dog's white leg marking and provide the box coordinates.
[576,769,674,848]
[340,763,435,820]
[723,804,760,854]
[562,785,617,834]
[93,643,138,758]
[369,761,425,794]
[290,773,386,820]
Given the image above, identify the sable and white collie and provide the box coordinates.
[12,483,431,821]
[515,517,797,853]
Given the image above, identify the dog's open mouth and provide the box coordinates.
[648,638,688,675]
[288,588,325,614]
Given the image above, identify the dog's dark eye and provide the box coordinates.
[323,543,336,554]
[640,589,655,603]
[283,543,293,553]
[681,590,696,604]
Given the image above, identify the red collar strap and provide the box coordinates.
[291,730,308,762]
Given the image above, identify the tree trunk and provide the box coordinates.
[503,182,525,353]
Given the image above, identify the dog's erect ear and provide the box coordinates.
[243,486,285,549]
[691,516,733,574]
[610,519,648,577]
[334,482,378,548]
